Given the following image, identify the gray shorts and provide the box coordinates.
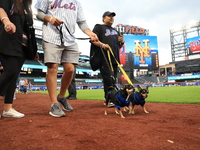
[43,41,79,65]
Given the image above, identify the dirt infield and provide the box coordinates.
[0,93,199,150]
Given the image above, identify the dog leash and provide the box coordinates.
[99,41,118,90]
[56,22,91,42]
[107,47,133,85]
[107,50,114,72]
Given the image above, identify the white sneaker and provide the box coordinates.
[13,93,16,100]
[2,108,25,118]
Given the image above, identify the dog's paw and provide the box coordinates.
[115,111,120,115]
[123,107,129,112]
[104,112,107,115]
[129,111,135,115]
[121,116,126,119]
[144,111,149,114]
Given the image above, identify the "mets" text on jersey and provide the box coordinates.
[50,0,76,11]
[105,29,118,36]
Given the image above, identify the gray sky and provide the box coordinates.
[33,0,200,65]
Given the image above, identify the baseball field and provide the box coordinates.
[0,86,199,150]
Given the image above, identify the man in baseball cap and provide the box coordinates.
[90,10,125,107]
[102,11,116,26]
[102,11,116,18]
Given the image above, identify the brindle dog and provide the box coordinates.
[129,85,149,114]
[105,85,135,119]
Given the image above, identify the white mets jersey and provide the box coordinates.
[35,0,86,46]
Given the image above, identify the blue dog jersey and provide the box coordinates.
[115,91,132,109]
[132,91,145,106]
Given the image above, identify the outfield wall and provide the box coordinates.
[27,81,200,91]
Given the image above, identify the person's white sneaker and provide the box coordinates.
[2,108,25,118]
[13,92,16,100]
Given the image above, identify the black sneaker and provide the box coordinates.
[49,103,66,117]
[68,97,77,100]
[57,95,73,111]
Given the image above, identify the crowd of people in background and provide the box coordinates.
[18,79,32,94]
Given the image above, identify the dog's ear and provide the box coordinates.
[131,85,135,93]
[137,85,142,91]
[125,84,131,88]
[146,86,149,92]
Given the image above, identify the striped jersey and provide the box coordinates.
[35,0,86,46]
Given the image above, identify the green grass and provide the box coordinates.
[146,86,200,104]
[35,89,104,100]
[34,86,200,104]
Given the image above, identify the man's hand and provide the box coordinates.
[88,32,98,42]
[84,29,98,42]
[47,16,63,27]
[118,35,124,44]
[102,44,111,51]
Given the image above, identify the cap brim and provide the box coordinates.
[103,12,116,17]
[106,12,115,17]
[110,12,116,16]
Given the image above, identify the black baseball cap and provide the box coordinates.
[102,11,116,18]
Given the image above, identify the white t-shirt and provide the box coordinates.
[19,80,25,86]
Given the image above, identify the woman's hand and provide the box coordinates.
[3,19,16,34]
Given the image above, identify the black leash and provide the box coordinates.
[99,42,118,90]
[56,22,90,43]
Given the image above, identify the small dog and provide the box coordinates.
[129,85,149,114]
[104,85,135,119]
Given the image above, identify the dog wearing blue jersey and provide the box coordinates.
[104,85,135,119]
[129,85,149,115]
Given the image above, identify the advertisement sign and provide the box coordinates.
[186,36,200,54]
[119,44,126,65]
[115,24,149,35]
[123,35,159,69]
[168,74,200,80]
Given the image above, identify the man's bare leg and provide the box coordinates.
[46,63,59,104]
[59,63,74,98]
